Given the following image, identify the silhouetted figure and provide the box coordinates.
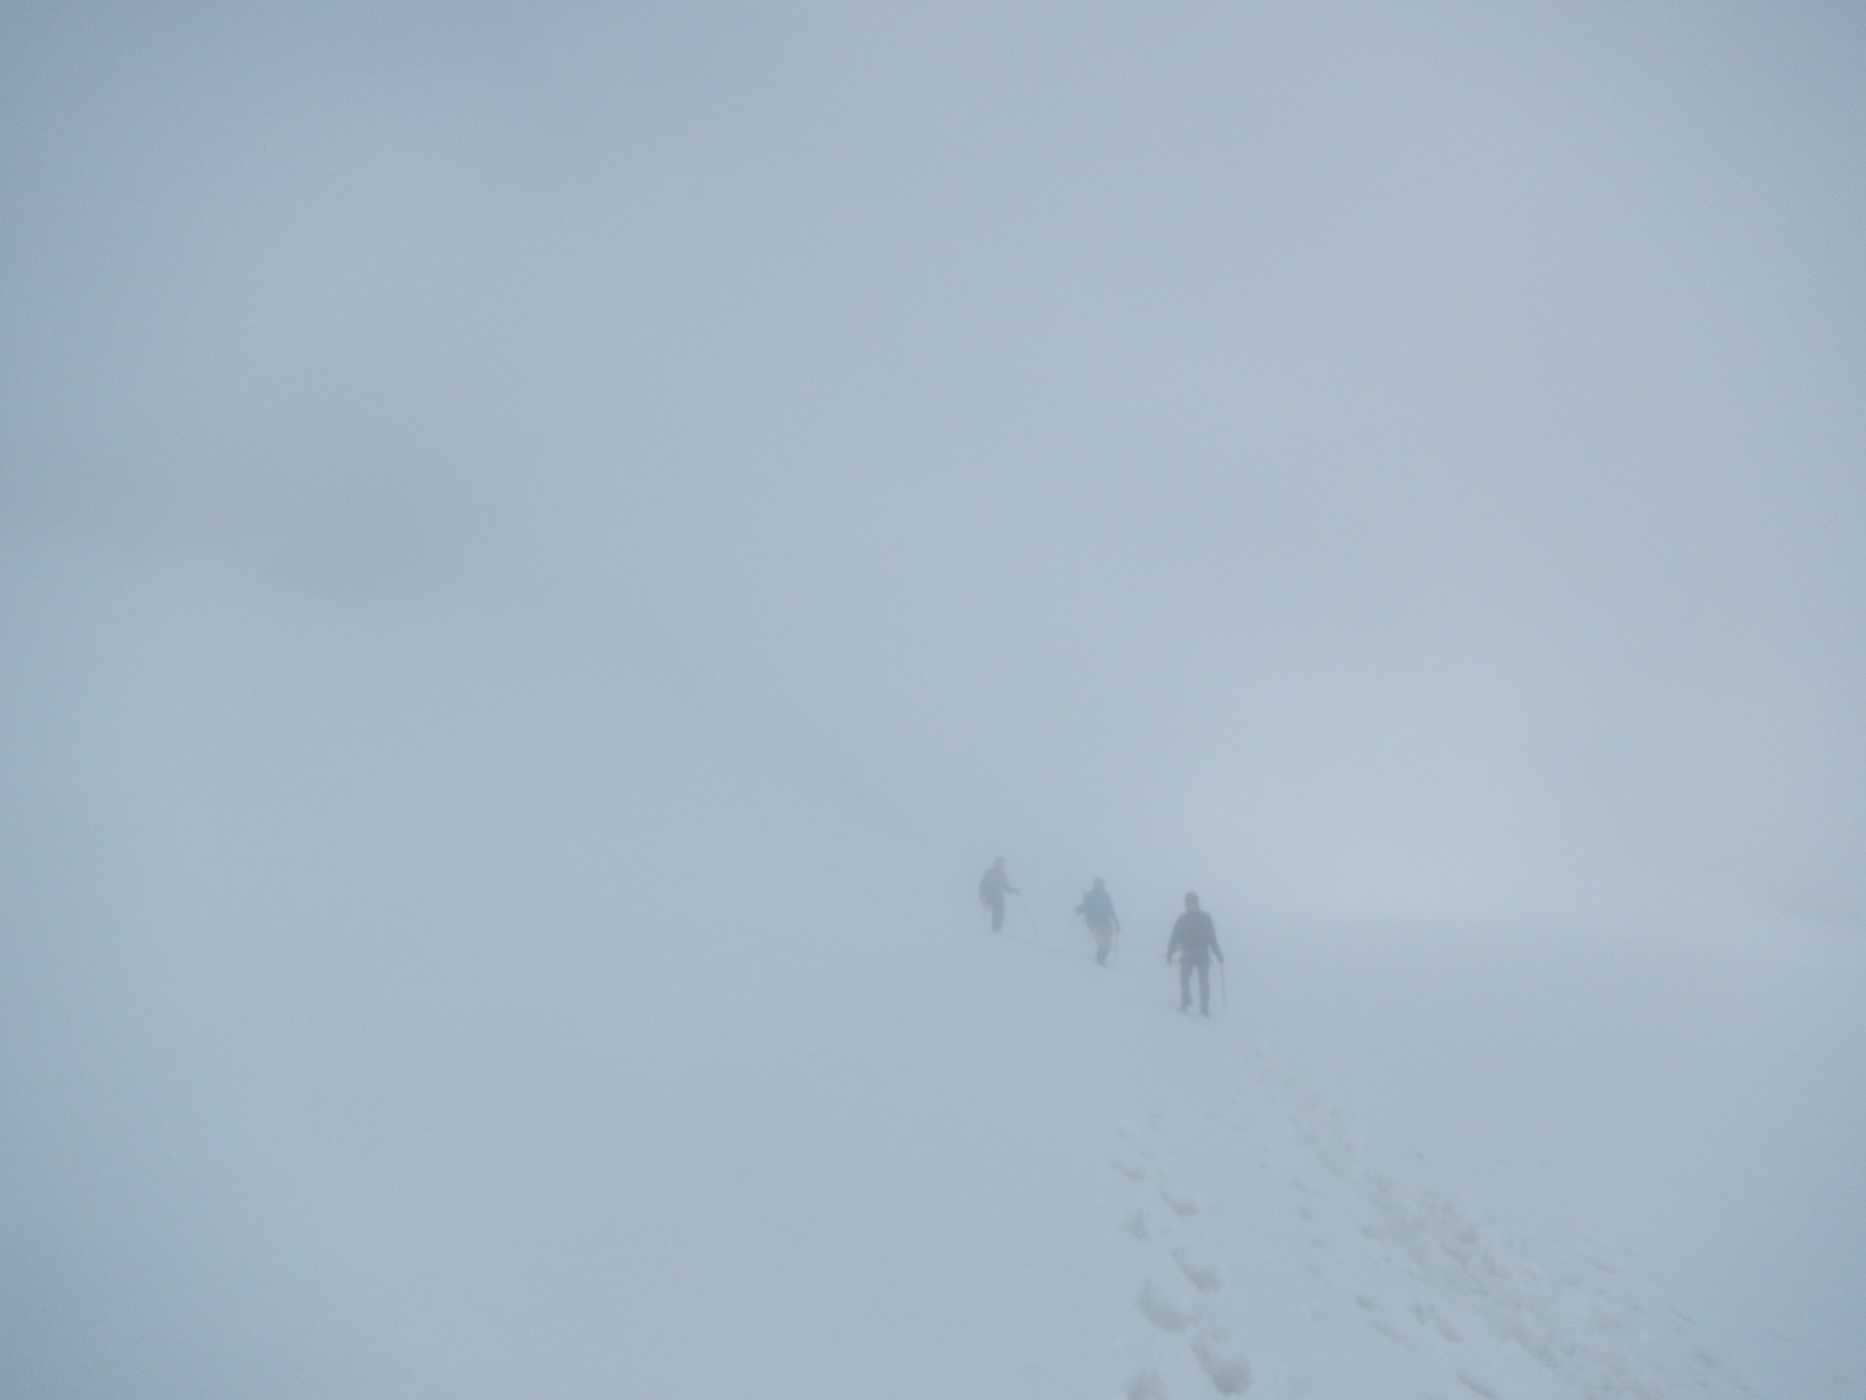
[1166,891,1224,1016]
[1076,877,1121,966]
[978,857,1018,933]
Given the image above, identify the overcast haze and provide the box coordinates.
[4,3,1864,1397]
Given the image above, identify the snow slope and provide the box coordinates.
[12,839,1840,1397]
[7,546,1860,1397]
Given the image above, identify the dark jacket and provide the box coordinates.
[979,866,1015,905]
[1167,910,1222,966]
[1076,887,1119,931]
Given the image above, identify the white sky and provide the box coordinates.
[8,2,1861,929]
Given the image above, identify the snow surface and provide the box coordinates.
[6,547,1863,1398]
[10,821,1861,1396]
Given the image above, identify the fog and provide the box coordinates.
[4,3,1863,1397]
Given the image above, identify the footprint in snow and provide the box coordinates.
[1190,1327,1252,1395]
[1137,1278,1198,1333]
[1125,1369,1169,1400]
[1111,1156,1151,1183]
[1172,1246,1223,1293]
[1123,1208,1151,1242]
[1159,1182,1201,1217]
[1411,1301,1463,1343]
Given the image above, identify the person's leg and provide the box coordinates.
[1179,959,1193,1010]
[991,898,1004,933]
[1197,960,1211,1015]
[1095,928,1111,965]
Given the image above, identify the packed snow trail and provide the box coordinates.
[604,903,1765,1399]
[1088,979,1762,1400]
